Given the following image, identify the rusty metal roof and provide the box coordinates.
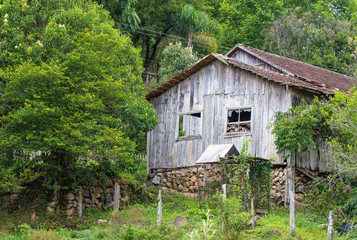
[146,45,356,100]
[196,144,239,164]
[227,44,357,92]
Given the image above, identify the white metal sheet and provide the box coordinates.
[196,144,239,164]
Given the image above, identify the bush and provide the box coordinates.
[218,197,250,238]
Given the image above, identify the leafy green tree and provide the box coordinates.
[130,0,211,81]
[0,0,158,193]
[270,89,357,179]
[329,89,357,178]
[158,42,199,84]
[270,98,333,155]
[212,0,289,49]
[264,12,357,76]
[95,0,140,30]
[176,4,221,51]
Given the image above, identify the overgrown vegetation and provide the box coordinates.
[157,42,199,86]
[0,0,157,198]
[270,88,357,232]
[0,191,333,240]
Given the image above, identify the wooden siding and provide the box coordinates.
[147,60,325,172]
[230,49,282,73]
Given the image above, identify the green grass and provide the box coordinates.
[240,209,327,240]
[0,192,337,240]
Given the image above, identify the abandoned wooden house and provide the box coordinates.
[146,44,356,174]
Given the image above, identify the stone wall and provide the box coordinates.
[150,165,318,205]
[270,167,317,206]
[46,180,133,216]
[150,165,222,193]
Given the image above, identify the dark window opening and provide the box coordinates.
[178,112,202,137]
[227,108,251,133]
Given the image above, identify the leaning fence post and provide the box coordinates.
[157,189,162,227]
[251,197,255,229]
[327,210,334,240]
[114,182,120,211]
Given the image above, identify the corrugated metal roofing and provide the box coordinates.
[196,144,239,164]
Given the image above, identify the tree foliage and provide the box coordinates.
[158,42,199,84]
[270,98,333,155]
[95,0,141,30]
[264,12,357,76]
[270,89,357,179]
[130,0,219,80]
[176,4,221,50]
[0,0,158,192]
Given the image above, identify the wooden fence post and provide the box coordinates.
[114,182,120,211]
[287,153,296,236]
[327,210,334,240]
[251,197,255,229]
[78,191,83,218]
[197,166,201,209]
[157,190,162,227]
[222,184,227,201]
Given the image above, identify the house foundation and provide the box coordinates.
[149,165,319,205]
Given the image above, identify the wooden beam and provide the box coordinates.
[296,168,316,180]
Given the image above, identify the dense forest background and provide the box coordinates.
[1,0,357,194]
[0,1,356,239]
[100,0,357,87]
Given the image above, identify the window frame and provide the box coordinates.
[176,110,203,141]
[225,107,252,137]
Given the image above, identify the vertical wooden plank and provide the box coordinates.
[162,94,169,168]
[146,131,152,174]
[310,149,316,171]
[167,87,178,168]
[186,140,192,166]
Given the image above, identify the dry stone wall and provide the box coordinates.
[270,167,317,206]
[46,180,133,216]
[150,165,318,205]
[150,165,222,193]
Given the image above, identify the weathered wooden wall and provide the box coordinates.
[231,49,282,73]
[147,59,326,172]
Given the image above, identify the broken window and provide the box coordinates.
[178,112,202,138]
[226,108,251,133]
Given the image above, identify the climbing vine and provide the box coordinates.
[224,140,272,210]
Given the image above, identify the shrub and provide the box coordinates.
[218,197,250,238]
